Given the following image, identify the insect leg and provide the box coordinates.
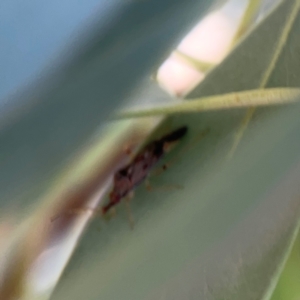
[101,206,117,222]
[122,135,146,160]
[124,191,135,229]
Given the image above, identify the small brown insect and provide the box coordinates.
[102,126,188,215]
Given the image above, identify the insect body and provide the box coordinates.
[102,126,188,214]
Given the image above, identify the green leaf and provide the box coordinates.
[51,1,300,300]
[270,225,300,300]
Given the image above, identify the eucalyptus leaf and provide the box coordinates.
[51,1,300,300]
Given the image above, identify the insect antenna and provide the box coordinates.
[159,126,188,143]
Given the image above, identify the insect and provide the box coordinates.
[101,126,188,215]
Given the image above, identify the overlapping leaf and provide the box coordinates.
[51,1,300,300]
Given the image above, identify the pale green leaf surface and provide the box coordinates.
[51,1,300,300]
